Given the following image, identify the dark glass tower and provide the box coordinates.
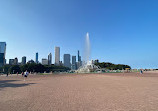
[63,54,71,68]
[72,56,76,70]
[48,53,52,65]
[22,56,26,65]
[0,42,6,67]
[36,52,38,63]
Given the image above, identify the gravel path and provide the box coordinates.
[0,73,158,111]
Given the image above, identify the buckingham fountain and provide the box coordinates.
[76,32,99,73]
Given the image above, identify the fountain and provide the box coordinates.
[76,32,99,73]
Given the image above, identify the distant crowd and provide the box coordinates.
[6,70,29,81]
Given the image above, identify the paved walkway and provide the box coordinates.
[0,73,158,111]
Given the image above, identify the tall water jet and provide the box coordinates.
[84,32,90,65]
[77,32,99,73]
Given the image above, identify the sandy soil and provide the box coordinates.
[0,72,158,111]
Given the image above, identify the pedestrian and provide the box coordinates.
[21,72,24,77]
[141,69,143,74]
[140,69,143,74]
[17,72,18,76]
[6,72,8,77]
[24,70,29,81]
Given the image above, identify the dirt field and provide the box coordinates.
[0,72,158,111]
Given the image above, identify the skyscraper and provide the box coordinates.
[72,56,76,70]
[0,42,6,67]
[48,53,52,65]
[4,59,6,65]
[94,59,99,64]
[9,59,14,65]
[42,58,48,65]
[14,57,18,65]
[55,47,60,65]
[78,50,81,62]
[63,54,71,68]
[77,50,82,69]
[27,59,35,64]
[22,56,26,65]
[78,50,80,62]
[35,52,38,64]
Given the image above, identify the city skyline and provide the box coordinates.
[1,0,158,69]
[3,43,82,66]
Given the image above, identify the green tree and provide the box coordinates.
[95,62,131,70]
[9,65,21,74]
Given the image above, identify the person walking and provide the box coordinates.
[24,70,29,81]
[140,69,143,74]
[6,72,8,77]
[141,69,143,74]
[21,72,24,77]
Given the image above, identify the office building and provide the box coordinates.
[59,61,63,66]
[9,59,14,65]
[14,57,18,65]
[94,59,99,64]
[0,42,6,67]
[35,52,38,63]
[4,59,6,65]
[63,54,71,68]
[77,50,82,69]
[42,58,48,65]
[22,56,26,65]
[48,53,52,65]
[55,47,60,65]
[27,59,35,64]
[72,56,76,70]
[78,50,81,62]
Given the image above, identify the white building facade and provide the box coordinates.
[55,47,60,65]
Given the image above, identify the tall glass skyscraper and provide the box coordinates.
[55,47,60,65]
[14,57,18,65]
[78,50,80,62]
[22,56,26,65]
[64,54,71,68]
[35,52,38,64]
[77,50,82,69]
[0,42,6,67]
[48,53,52,65]
[72,56,76,70]
[9,59,14,65]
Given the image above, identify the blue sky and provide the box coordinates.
[0,0,158,69]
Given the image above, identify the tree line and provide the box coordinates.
[0,63,70,74]
[95,62,131,70]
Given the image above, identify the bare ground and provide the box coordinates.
[0,72,158,111]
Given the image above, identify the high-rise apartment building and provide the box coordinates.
[78,50,80,62]
[22,56,26,65]
[63,54,71,68]
[48,53,52,65]
[72,56,76,70]
[35,52,38,63]
[94,59,99,64]
[0,42,6,67]
[77,50,82,69]
[9,59,14,65]
[27,59,35,64]
[4,59,6,65]
[14,57,18,65]
[55,47,60,65]
[42,58,48,65]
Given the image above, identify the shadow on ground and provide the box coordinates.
[0,80,36,90]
